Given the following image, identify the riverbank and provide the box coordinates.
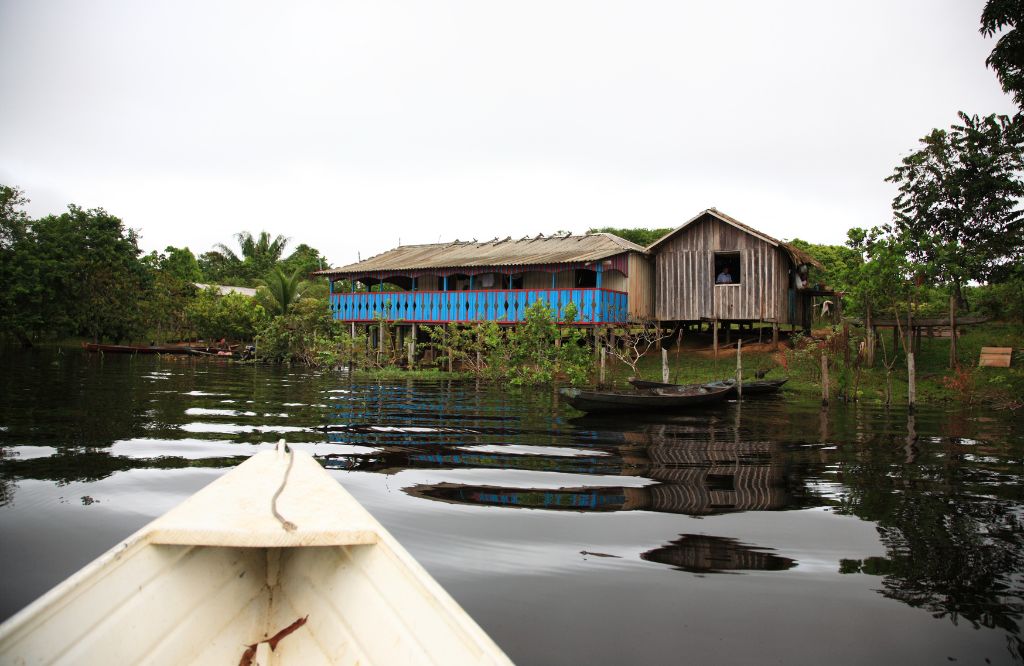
[613,322,1023,410]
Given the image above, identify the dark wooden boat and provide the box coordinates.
[560,384,731,414]
[629,377,788,396]
[82,343,227,356]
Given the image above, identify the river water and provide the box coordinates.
[1,349,1022,664]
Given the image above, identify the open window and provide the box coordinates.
[574,269,597,288]
[713,252,741,285]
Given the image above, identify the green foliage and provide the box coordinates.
[968,271,1024,323]
[426,301,591,385]
[885,112,1024,302]
[0,184,29,250]
[255,298,352,366]
[2,202,152,344]
[186,288,267,341]
[586,226,672,247]
[202,231,291,286]
[256,266,311,317]
[159,246,203,283]
[279,243,329,277]
[787,239,862,295]
[980,0,1024,109]
[140,252,197,343]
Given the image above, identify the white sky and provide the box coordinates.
[0,0,1017,267]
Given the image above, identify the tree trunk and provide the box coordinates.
[949,294,958,369]
[865,301,875,367]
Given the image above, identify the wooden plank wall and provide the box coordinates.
[653,214,792,323]
[627,253,655,320]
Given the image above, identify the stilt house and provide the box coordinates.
[646,208,828,331]
[316,233,654,326]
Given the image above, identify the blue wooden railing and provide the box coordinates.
[329,288,629,324]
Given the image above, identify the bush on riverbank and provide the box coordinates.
[613,321,1023,410]
[426,301,591,385]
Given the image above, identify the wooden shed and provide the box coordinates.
[647,208,827,329]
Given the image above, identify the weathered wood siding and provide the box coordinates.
[653,214,794,323]
[627,252,655,320]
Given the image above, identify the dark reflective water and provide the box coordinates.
[2,350,1023,664]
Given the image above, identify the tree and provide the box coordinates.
[586,226,673,247]
[279,243,328,277]
[206,231,290,285]
[0,185,29,249]
[257,266,310,317]
[160,246,203,283]
[886,112,1024,366]
[981,0,1024,109]
[186,288,267,341]
[0,186,34,345]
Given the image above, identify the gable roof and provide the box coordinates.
[646,208,823,269]
[315,233,644,276]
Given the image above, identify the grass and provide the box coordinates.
[605,321,1023,410]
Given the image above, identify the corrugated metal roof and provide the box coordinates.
[194,283,259,297]
[646,208,824,269]
[316,233,645,276]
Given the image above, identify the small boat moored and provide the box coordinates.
[628,377,789,396]
[560,383,732,414]
[0,442,513,665]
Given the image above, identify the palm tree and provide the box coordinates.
[257,266,310,316]
[213,231,290,284]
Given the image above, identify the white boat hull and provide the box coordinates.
[0,445,513,665]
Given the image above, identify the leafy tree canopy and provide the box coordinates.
[586,226,672,247]
[981,0,1024,109]
[203,231,290,286]
[279,243,329,278]
[885,111,1024,301]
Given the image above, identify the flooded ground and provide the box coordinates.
[1,349,1022,664]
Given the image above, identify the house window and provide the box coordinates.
[575,269,597,288]
[714,252,741,284]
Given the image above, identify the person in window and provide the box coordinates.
[716,266,733,284]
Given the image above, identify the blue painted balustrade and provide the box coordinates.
[329,288,629,324]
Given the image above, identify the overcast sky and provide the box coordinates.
[0,0,1017,267]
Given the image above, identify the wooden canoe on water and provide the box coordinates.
[629,377,789,396]
[0,442,513,665]
[560,384,731,414]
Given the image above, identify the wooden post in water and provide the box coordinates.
[736,338,743,399]
[662,348,669,384]
[949,295,958,368]
[821,353,830,406]
[907,351,916,412]
[599,345,606,387]
[411,323,418,364]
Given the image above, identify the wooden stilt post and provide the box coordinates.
[662,348,669,384]
[772,322,779,351]
[411,323,418,365]
[821,353,830,406]
[713,319,719,359]
[600,345,606,387]
[907,351,916,412]
[736,338,743,399]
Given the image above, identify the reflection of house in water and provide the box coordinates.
[400,438,819,516]
[641,534,796,573]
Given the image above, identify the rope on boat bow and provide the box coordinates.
[272,440,297,532]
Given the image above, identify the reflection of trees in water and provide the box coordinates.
[0,453,244,498]
[642,534,796,574]
[832,414,1024,657]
